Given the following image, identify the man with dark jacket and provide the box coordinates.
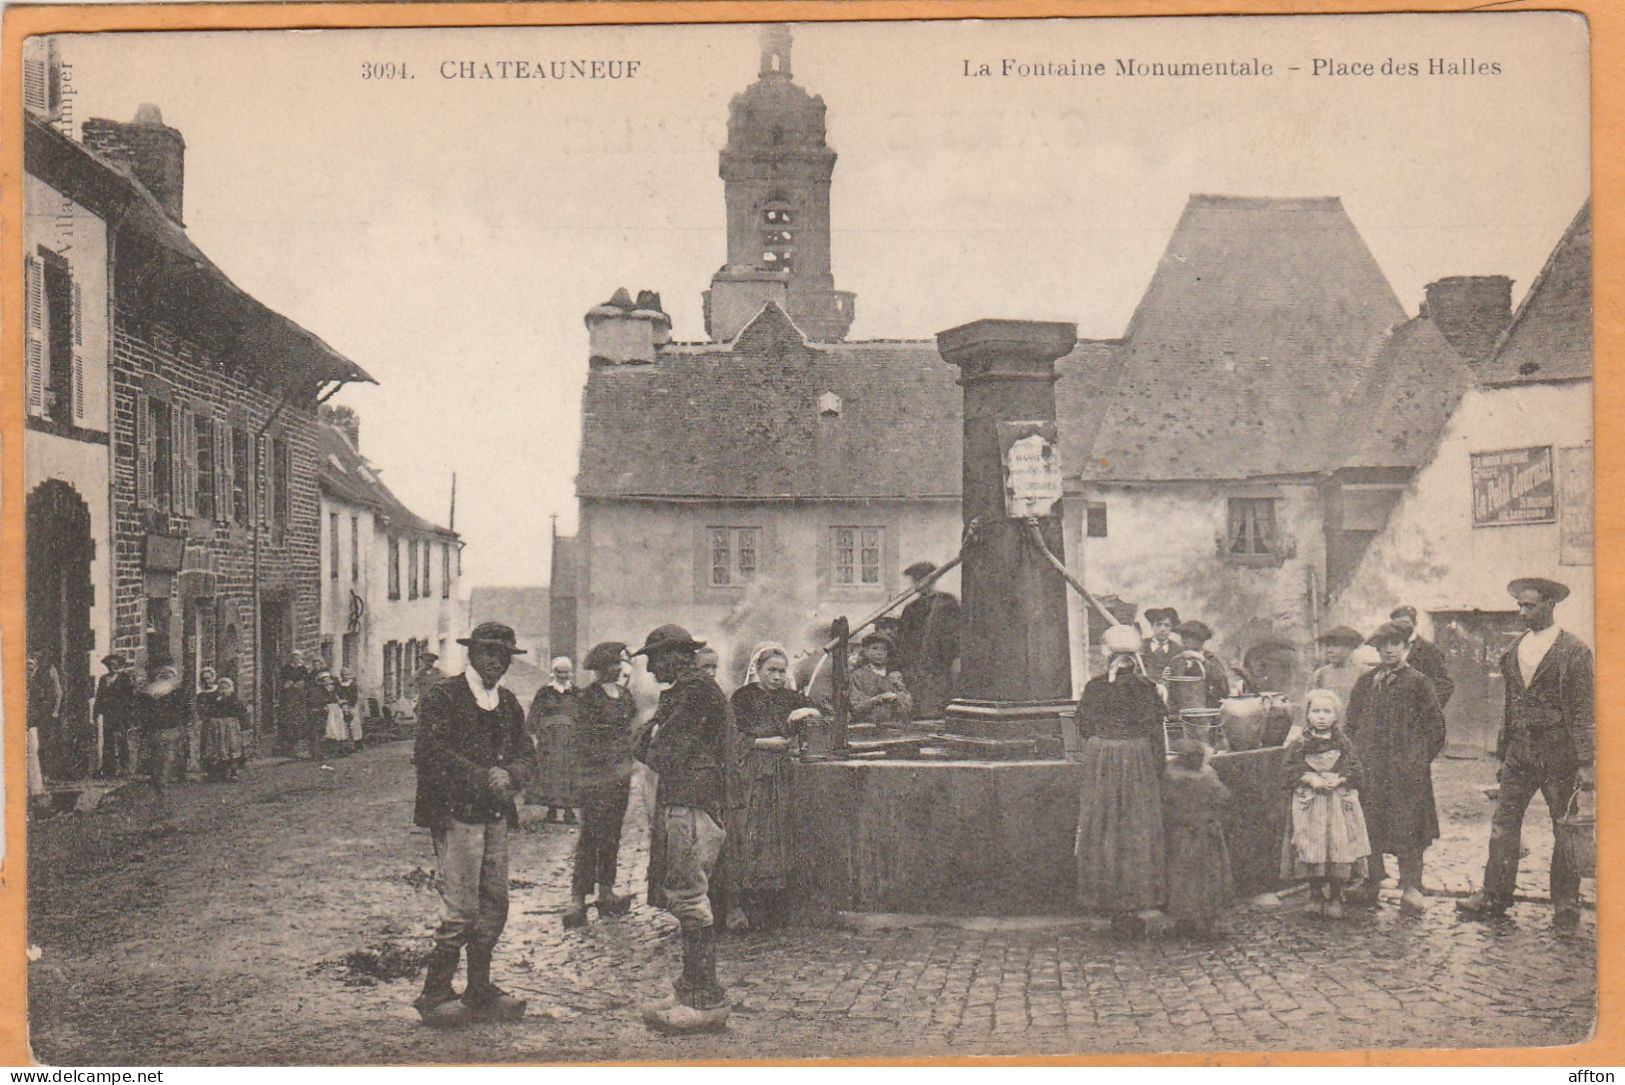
[1389,605,1455,709]
[1458,578,1594,928]
[94,654,137,778]
[412,622,534,1027]
[633,623,731,1033]
[899,561,961,720]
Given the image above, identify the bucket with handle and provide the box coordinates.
[1165,655,1209,715]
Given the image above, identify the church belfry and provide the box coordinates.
[704,26,855,343]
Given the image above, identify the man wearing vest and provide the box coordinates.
[633,623,732,1033]
[1457,578,1594,929]
[412,622,535,1026]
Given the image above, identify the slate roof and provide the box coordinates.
[469,586,550,636]
[25,113,374,387]
[318,423,456,538]
[1337,317,1476,471]
[1081,195,1406,481]
[1479,201,1591,387]
[576,302,1123,499]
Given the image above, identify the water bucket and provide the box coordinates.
[1165,656,1209,715]
[1555,789,1596,879]
[1179,708,1226,751]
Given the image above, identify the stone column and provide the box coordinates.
[936,319,1077,749]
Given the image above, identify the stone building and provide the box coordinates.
[318,410,463,716]
[23,49,117,781]
[58,102,375,748]
[567,28,1495,696]
[1332,202,1592,753]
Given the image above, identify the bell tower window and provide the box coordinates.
[761,201,795,272]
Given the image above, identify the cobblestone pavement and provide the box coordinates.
[26,743,1594,1065]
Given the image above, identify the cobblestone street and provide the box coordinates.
[26,742,1594,1065]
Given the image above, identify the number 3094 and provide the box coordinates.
[361,62,411,80]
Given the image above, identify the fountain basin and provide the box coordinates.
[787,747,1287,921]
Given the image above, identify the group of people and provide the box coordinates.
[25,651,255,813]
[275,651,368,762]
[409,620,742,1033]
[1072,577,1593,936]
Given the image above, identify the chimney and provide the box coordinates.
[1420,275,1513,365]
[83,105,185,223]
[585,287,672,366]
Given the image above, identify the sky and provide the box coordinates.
[51,13,1590,590]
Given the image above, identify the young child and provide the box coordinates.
[1161,738,1236,937]
[1280,688,1371,918]
[849,632,913,724]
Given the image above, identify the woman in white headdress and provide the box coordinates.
[527,656,579,824]
[722,642,822,931]
[1074,623,1168,935]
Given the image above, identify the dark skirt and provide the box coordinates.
[1166,821,1235,920]
[1075,736,1166,913]
[724,750,794,893]
[531,713,575,807]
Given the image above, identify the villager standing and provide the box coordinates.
[411,622,533,1027]
[337,669,363,749]
[1389,606,1455,709]
[1141,608,1182,684]
[198,676,249,782]
[25,655,55,810]
[562,642,639,930]
[1309,626,1370,713]
[28,654,65,782]
[1280,689,1370,919]
[1458,578,1593,928]
[528,657,579,824]
[412,652,443,703]
[633,624,731,1033]
[277,651,310,757]
[308,671,341,761]
[898,561,960,720]
[848,631,913,724]
[93,653,137,778]
[137,659,189,810]
[1344,622,1447,914]
[725,643,822,932]
[189,666,220,778]
[1074,624,1167,935]
[1162,738,1235,937]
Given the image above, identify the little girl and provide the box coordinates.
[1280,688,1371,918]
[1161,738,1236,937]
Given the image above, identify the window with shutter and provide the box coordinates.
[214,414,230,521]
[69,278,84,423]
[194,414,215,520]
[23,56,46,114]
[25,256,45,417]
[176,404,195,516]
[134,390,151,504]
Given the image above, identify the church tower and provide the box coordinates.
[705,27,856,342]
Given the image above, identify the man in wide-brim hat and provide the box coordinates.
[1459,578,1593,927]
[631,623,732,1033]
[411,622,534,1027]
[898,561,961,720]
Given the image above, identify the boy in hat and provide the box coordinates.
[1458,578,1593,927]
[1172,621,1230,708]
[1388,605,1454,709]
[412,622,534,1027]
[1142,608,1182,682]
[1311,626,1370,712]
[1344,622,1447,913]
[849,631,913,724]
[632,624,731,1033]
